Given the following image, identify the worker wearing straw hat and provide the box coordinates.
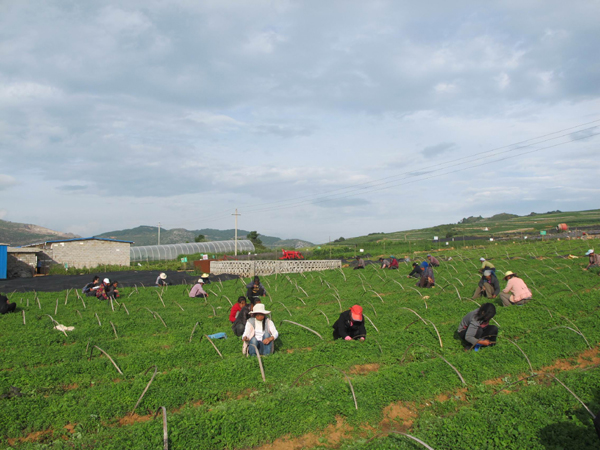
[156,273,169,287]
[189,278,208,298]
[333,305,366,341]
[242,303,278,356]
[499,271,532,306]
[200,273,211,284]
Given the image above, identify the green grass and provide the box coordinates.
[1,238,600,448]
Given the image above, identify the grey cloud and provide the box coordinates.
[421,142,456,157]
[312,198,370,208]
[570,127,597,142]
[253,124,314,138]
[409,171,434,177]
[57,185,87,191]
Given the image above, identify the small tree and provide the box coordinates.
[247,231,262,245]
[195,234,206,242]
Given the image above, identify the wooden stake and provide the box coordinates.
[89,345,123,374]
[247,344,265,382]
[153,406,168,450]
[280,320,323,339]
[110,321,119,339]
[131,365,158,415]
[189,322,199,343]
[205,335,223,358]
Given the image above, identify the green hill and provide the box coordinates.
[337,209,600,244]
[97,226,313,248]
[0,219,80,246]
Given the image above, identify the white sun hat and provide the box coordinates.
[585,249,594,256]
[250,303,271,315]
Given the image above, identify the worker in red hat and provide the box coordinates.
[332,305,366,341]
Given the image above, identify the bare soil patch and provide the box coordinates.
[7,429,53,446]
[118,413,153,426]
[254,416,353,450]
[348,363,380,375]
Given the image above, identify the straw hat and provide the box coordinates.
[503,271,516,280]
[350,305,363,321]
[159,273,167,280]
[201,273,210,278]
[250,303,271,315]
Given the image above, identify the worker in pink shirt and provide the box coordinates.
[499,271,532,306]
[189,278,208,298]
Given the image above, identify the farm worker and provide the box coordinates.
[189,279,208,298]
[156,273,169,287]
[82,275,101,296]
[472,270,500,299]
[584,249,600,271]
[479,258,496,274]
[246,276,267,301]
[105,280,120,299]
[427,254,440,267]
[457,303,498,349]
[379,258,390,269]
[333,305,366,341]
[407,262,423,279]
[229,296,246,323]
[242,303,278,356]
[354,256,365,270]
[0,294,16,315]
[416,262,435,288]
[500,271,532,306]
[95,278,110,300]
[389,256,399,269]
[233,298,259,336]
[200,273,211,284]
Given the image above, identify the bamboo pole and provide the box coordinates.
[131,365,158,415]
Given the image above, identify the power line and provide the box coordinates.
[192,119,599,222]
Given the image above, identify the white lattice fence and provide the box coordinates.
[210,260,341,277]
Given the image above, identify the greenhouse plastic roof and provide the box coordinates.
[130,240,255,261]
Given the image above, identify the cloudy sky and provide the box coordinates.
[1,0,599,244]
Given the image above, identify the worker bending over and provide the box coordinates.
[472,270,500,299]
[333,305,366,341]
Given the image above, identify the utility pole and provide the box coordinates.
[232,209,241,255]
[158,222,161,246]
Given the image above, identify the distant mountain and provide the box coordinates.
[97,226,313,248]
[0,219,80,246]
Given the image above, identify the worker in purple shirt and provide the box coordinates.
[189,279,208,298]
[427,254,440,267]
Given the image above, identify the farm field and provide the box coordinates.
[1,239,600,449]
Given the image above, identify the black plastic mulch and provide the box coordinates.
[0,271,242,294]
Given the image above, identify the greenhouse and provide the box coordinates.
[130,240,255,262]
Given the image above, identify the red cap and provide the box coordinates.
[350,305,363,321]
